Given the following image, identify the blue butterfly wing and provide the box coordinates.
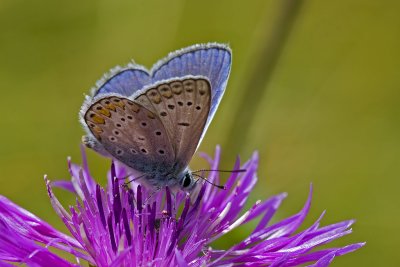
[151,44,232,143]
[94,67,151,97]
[82,43,231,160]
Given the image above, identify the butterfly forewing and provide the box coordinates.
[84,96,175,173]
[135,77,211,171]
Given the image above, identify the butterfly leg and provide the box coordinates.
[143,186,162,205]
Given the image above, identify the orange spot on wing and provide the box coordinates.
[92,115,105,124]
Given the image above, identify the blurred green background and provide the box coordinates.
[0,0,399,266]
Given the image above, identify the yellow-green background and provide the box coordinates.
[0,0,398,266]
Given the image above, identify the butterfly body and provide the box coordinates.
[80,43,231,190]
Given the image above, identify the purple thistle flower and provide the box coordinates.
[0,146,364,266]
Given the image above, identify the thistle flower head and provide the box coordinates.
[0,147,364,266]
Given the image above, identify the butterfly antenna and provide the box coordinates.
[192,173,226,190]
[192,169,247,174]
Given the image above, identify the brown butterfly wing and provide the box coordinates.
[84,96,175,173]
[135,77,211,172]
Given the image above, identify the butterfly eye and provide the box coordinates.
[182,173,192,188]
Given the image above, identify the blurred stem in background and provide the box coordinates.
[224,0,303,153]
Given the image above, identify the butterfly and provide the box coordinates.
[80,43,231,191]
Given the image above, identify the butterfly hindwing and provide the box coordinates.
[84,96,175,173]
[135,77,211,172]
